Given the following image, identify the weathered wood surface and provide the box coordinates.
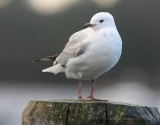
[22,100,160,125]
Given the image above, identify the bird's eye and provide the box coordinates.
[99,20,104,23]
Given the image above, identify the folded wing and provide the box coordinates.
[57,28,94,66]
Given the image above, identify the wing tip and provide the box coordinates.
[31,60,39,63]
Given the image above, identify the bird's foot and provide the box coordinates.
[87,96,104,101]
[87,96,95,101]
[76,96,83,100]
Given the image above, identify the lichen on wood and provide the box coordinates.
[22,100,160,125]
[68,103,106,125]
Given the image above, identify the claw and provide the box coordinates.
[77,96,83,100]
[87,96,95,100]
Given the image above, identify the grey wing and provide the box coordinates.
[57,41,90,66]
[56,29,93,66]
[32,54,59,62]
[65,28,92,48]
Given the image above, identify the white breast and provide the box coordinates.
[65,28,122,80]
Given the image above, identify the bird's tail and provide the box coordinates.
[42,64,65,74]
[32,54,59,63]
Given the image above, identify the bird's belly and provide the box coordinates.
[65,42,121,80]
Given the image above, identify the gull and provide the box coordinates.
[33,12,122,100]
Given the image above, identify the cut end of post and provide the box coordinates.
[22,100,160,125]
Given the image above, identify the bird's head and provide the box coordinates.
[83,12,116,30]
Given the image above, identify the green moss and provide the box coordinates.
[29,101,68,125]
[107,104,128,125]
[113,105,127,120]
[22,100,160,125]
[68,103,106,125]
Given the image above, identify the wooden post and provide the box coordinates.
[22,100,160,125]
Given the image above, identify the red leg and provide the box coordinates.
[87,79,95,100]
[77,80,82,100]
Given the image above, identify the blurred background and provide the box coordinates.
[0,0,160,124]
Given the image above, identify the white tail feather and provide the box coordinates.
[42,64,65,74]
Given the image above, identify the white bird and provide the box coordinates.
[33,12,122,100]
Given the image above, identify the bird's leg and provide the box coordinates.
[87,79,95,100]
[77,80,82,100]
